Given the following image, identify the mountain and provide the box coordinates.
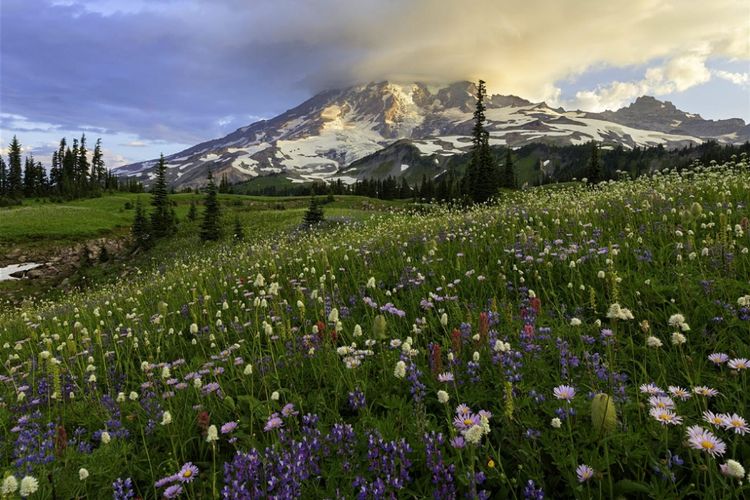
[115,81,749,188]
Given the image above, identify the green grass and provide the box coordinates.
[1,161,748,498]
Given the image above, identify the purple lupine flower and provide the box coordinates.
[348,389,366,411]
[112,477,135,500]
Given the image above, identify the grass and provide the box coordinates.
[0,160,748,498]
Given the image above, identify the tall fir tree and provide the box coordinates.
[131,198,152,250]
[150,154,177,238]
[187,200,197,221]
[91,138,105,188]
[7,136,23,199]
[199,170,221,241]
[0,156,7,196]
[77,134,89,191]
[585,142,600,185]
[303,196,324,226]
[23,155,36,196]
[502,148,516,189]
[233,216,244,241]
[49,151,61,192]
[463,80,498,202]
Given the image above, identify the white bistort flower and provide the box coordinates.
[20,476,39,497]
[394,360,407,379]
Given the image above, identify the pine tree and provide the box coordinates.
[502,148,516,189]
[187,200,197,221]
[0,156,7,196]
[131,198,152,250]
[303,196,324,226]
[585,142,600,185]
[23,155,36,197]
[7,136,23,199]
[463,80,497,203]
[49,151,61,192]
[150,154,176,238]
[233,216,244,241]
[91,138,105,188]
[199,170,221,241]
[77,134,89,191]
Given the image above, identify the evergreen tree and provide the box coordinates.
[91,138,105,187]
[77,134,89,190]
[131,198,152,250]
[23,155,36,197]
[233,216,244,241]
[303,196,324,226]
[199,170,221,241]
[187,200,197,221]
[49,151,61,192]
[150,154,176,238]
[463,80,497,202]
[7,136,23,198]
[502,148,516,189]
[0,156,7,196]
[585,142,600,184]
[98,245,110,263]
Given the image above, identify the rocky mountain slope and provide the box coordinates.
[115,81,749,187]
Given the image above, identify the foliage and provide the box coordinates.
[0,158,749,498]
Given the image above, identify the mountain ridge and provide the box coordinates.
[114,81,748,188]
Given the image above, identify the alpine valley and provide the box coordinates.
[114,81,750,188]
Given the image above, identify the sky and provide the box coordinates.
[1,0,749,168]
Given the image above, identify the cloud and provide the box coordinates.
[570,49,714,111]
[714,70,750,86]
[1,0,748,156]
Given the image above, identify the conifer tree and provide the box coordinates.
[233,216,244,241]
[463,80,497,202]
[187,200,197,221]
[7,136,23,198]
[502,148,516,189]
[585,142,600,185]
[303,196,324,226]
[91,138,105,187]
[23,155,36,197]
[150,154,176,238]
[49,151,61,192]
[131,198,152,250]
[77,134,89,190]
[199,170,221,241]
[0,157,7,196]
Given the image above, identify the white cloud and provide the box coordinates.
[714,69,750,86]
[570,49,715,112]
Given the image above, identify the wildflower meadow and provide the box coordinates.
[1,159,749,498]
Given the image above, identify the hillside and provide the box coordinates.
[1,158,749,497]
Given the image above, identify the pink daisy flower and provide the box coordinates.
[708,353,729,365]
[648,396,675,410]
[576,464,594,483]
[668,386,691,401]
[553,385,576,401]
[728,358,749,370]
[649,407,683,426]
[721,413,750,435]
[685,426,726,457]
[639,383,664,395]
[693,386,719,397]
[703,410,727,427]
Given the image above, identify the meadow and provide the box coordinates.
[0,159,748,499]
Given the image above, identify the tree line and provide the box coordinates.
[0,135,142,205]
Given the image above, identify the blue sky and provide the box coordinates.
[1,0,748,168]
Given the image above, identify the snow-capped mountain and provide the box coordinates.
[115,81,749,187]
